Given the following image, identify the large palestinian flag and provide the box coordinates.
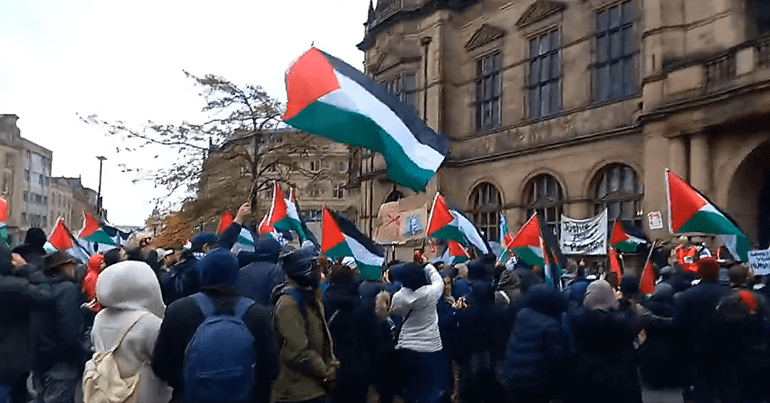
[610,220,646,253]
[666,170,751,261]
[508,214,545,267]
[426,193,490,254]
[284,47,451,191]
[0,197,7,242]
[259,183,307,240]
[78,212,116,245]
[322,208,384,281]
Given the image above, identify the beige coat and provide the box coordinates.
[91,261,172,403]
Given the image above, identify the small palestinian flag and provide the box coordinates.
[322,207,384,281]
[447,240,470,263]
[78,212,116,245]
[640,246,657,294]
[427,193,490,254]
[608,247,623,284]
[237,227,255,247]
[284,47,450,191]
[217,210,234,233]
[610,220,646,253]
[508,214,545,267]
[499,215,514,262]
[666,170,750,261]
[50,218,74,250]
[0,197,7,242]
[259,183,307,240]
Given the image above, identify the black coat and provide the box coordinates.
[28,271,88,372]
[672,280,732,363]
[568,305,642,403]
[151,289,279,403]
[639,295,682,389]
[237,259,285,307]
[504,285,567,397]
[160,253,200,305]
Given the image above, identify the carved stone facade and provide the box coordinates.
[354,0,770,259]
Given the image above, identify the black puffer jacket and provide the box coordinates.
[504,284,568,398]
[568,304,642,403]
[237,236,285,307]
[639,286,682,389]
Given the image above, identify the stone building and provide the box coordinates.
[197,128,354,235]
[0,114,53,244]
[353,0,770,255]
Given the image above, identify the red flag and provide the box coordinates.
[49,218,74,250]
[640,242,657,294]
[0,197,7,222]
[217,210,234,233]
[609,247,623,285]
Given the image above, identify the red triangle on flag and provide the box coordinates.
[217,210,234,233]
[610,220,629,245]
[427,193,455,236]
[321,207,345,252]
[0,197,7,222]
[448,240,470,259]
[284,47,342,121]
[50,218,74,250]
[79,211,101,238]
[509,214,542,248]
[640,258,656,294]
[666,170,708,232]
[609,247,623,283]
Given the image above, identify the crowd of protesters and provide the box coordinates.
[1,203,768,403]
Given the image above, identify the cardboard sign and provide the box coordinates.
[748,249,770,275]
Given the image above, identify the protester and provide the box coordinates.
[88,260,171,403]
[81,253,105,313]
[568,279,642,403]
[639,283,683,391]
[322,263,370,403]
[29,250,89,403]
[272,248,338,403]
[452,263,471,300]
[152,248,279,403]
[125,232,160,274]
[11,228,48,270]
[387,262,448,403]
[103,248,124,268]
[0,245,50,403]
[159,232,215,304]
[237,236,285,307]
[673,257,731,403]
[504,284,568,403]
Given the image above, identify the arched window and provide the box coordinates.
[469,183,502,241]
[524,174,564,235]
[384,188,404,203]
[593,164,644,228]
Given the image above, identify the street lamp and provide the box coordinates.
[96,156,107,219]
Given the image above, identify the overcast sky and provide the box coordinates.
[0,0,368,226]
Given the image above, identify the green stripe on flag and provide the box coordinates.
[83,229,116,246]
[429,225,466,243]
[512,246,544,267]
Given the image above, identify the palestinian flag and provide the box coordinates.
[666,170,751,261]
[640,245,657,294]
[508,214,545,267]
[610,220,646,253]
[0,197,7,242]
[237,227,255,247]
[322,208,384,281]
[427,193,490,254]
[447,240,470,263]
[217,210,234,233]
[284,47,450,191]
[609,247,623,284]
[78,212,116,245]
[259,183,307,239]
[49,218,74,251]
[499,215,514,262]
[287,188,320,247]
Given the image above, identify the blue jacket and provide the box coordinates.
[237,236,285,307]
[504,284,568,396]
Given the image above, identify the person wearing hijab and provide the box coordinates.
[89,261,172,403]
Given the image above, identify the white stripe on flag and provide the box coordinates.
[453,211,490,255]
[343,234,385,267]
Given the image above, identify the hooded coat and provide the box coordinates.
[504,284,569,399]
[639,284,683,389]
[237,236,285,307]
[152,248,280,403]
[11,228,47,270]
[0,243,51,386]
[91,261,172,403]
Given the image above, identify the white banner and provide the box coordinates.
[560,209,608,255]
[748,249,770,275]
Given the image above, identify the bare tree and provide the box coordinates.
[81,71,325,225]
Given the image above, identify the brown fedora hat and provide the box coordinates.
[44,250,78,271]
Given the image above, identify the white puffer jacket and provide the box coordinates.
[390,264,444,353]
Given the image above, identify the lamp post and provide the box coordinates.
[420,36,432,123]
[96,156,107,219]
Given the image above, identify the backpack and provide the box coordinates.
[183,293,257,403]
[82,312,149,403]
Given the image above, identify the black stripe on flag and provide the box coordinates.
[329,209,384,258]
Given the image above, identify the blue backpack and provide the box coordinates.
[184,293,257,403]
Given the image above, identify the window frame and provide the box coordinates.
[592,0,639,102]
[385,72,418,111]
[475,52,503,132]
[592,163,644,230]
[524,174,564,237]
[469,182,503,242]
[527,29,562,119]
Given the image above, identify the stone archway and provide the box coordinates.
[727,141,770,246]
